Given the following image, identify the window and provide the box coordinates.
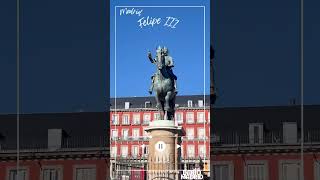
[279,160,300,180]
[208,112,210,122]
[121,146,128,157]
[249,123,263,144]
[213,164,232,180]
[111,146,117,157]
[197,112,205,123]
[124,102,130,109]
[133,114,140,124]
[186,112,194,124]
[198,145,206,158]
[112,114,119,125]
[154,113,160,120]
[111,129,118,140]
[143,113,151,124]
[187,145,195,158]
[75,167,96,180]
[8,169,27,180]
[283,122,298,144]
[198,100,204,107]
[187,100,193,107]
[181,145,184,157]
[132,128,140,140]
[132,145,139,157]
[143,128,148,140]
[122,114,130,125]
[122,129,129,140]
[186,128,194,140]
[41,166,62,180]
[175,112,183,124]
[197,128,205,139]
[315,161,320,180]
[245,161,268,180]
[156,141,166,152]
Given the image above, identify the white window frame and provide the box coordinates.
[132,128,140,140]
[122,114,130,125]
[186,112,194,124]
[279,160,301,180]
[211,161,234,180]
[244,160,268,180]
[197,112,205,123]
[154,112,160,120]
[111,129,118,139]
[175,112,183,124]
[111,146,117,158]
[197,127,205,140]
[187,145,195,158]
[143,128,148,140]
[6,167,29,180]
[186,128,194,140]
[198,145,206,158]
[40,165,63,180]
[187,100,193,107]
[249,123,264,144]
[121,146,128,157]
[131,145,139,157]
[73,165,96,180]
[132,113,140,125]
[124,102,130,109]
[143,113,151,124]
[112,114,119,125]
[122,129,129,140]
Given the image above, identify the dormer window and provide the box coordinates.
[249,123,264,144]
[125,102,130,109]
[187,100,193,107]
[198,100,204,107]
[283,122,297,144]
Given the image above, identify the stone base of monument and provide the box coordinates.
[145,120,183,180]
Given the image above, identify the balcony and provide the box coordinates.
[111,136,150,142]
[211,130,320,147]
[182,136,208,141]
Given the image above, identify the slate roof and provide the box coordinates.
[0,112,108,150]
[212,105,320,136]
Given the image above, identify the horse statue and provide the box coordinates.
[148,46,177,120]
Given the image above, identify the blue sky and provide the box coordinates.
[110,0,210,97]
[0,0,319,113]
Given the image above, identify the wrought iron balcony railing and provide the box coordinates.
[211,130,320,147]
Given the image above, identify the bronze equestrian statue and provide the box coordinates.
[148,46,177,120]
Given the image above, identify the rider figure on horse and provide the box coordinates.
[148,46,178,94]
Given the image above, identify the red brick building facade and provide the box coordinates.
[210,105,320,180]
[0,112,110,180]
[109,95,210,179]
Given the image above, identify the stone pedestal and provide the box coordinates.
[145,120,183,180]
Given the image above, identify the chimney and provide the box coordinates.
[48,129,63,150]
